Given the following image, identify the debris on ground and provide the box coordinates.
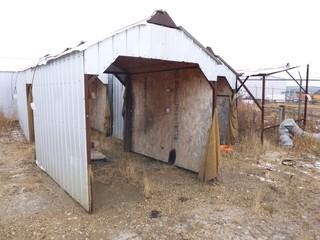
[0,125,320,239]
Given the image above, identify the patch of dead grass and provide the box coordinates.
[0,112,16,136]
[293,136,320,156]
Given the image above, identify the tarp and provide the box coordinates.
[198,108,221,182]
[229,94,238,144]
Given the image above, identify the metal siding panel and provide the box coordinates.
[126,27,140,56]
[84,24,220,81]
[84,43,99,74]
[112,75,124,139]
[0,71,17,119]
[32,52,90,211]
[16,70,30,141]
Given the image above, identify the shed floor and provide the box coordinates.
[1,124,320,239]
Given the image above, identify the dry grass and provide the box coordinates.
[236,101,320,153]
[237,101,261,135]
[0,112,16,136]
[293,136,320,156]
[236,101,280,155]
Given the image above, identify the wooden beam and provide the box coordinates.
[123,75,133,151]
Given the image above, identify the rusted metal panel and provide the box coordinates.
[147,10,178,29]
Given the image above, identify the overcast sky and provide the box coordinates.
[1,0,319,84]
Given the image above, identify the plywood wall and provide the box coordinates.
[130,68,212,172]
[90,79,111,135]
[216,77,233,144]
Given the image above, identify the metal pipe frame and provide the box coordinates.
[236,65,310,143]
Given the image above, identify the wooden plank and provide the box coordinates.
[130,68,212,172]
[123,76,133,151]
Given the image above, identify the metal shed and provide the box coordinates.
[15,10,237,212]
[0,71,18,119]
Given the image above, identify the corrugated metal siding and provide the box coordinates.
[111,75,124,139]
[84,24,222,82]
[16,69,33,141]
[32,52,91,211]
[0,71,17,119]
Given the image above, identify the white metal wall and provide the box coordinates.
[0,71,17,119]
[84,23,224,82]
[32,52,91,212]
[16,69,33,141]
[111,75,124,139]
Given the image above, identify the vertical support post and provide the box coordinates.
[107,75,114,136]
[235,76,238,107]
[123,76,133,152]
[303,64,309,129]
[261,75,266,143]
[84,75,96,213]
[279,105,285,122]
[297,72,302,119]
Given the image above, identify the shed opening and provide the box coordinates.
[104,56,214,172]
[216,77,234,144]
[26,84,35,143]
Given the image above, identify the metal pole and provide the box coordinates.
[303,64,309,129]
[261,75,266,143]
[298,72,302,120]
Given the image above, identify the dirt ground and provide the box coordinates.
[0,124,320,239]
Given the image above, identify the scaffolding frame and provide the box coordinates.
[236,64,310,143]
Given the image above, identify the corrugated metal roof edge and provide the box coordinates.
[178,26,222,65]
[16,10,237,78]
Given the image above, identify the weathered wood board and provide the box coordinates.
[216,77,233,144]
[131,68,212,172]
[90,79,111,135]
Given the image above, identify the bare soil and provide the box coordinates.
[0,125,320,239]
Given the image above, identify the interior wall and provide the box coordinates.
[26,84,35,142]
[89,78,111,135]
[131,68,212,172]
[111,75,124,140]
[0,71,17,119]
[16,69,32,141]
[216,77,233,144]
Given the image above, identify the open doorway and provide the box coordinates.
[26,84,35,143]
[86,57,215,211]
[105,56,213,172]
[216,77,234,144]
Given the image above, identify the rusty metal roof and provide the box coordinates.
[147,10,178,29]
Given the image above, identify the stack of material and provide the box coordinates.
[279,119,320,148]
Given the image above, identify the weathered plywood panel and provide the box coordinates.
[131,68,212,172]
[131,72,175,161]
[216,76,233,96]
[216,77,233,144]
[217,96,230,144]
[174,69,212,172]
[90,78,111,135]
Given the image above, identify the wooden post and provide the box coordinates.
[123,76,133,152]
